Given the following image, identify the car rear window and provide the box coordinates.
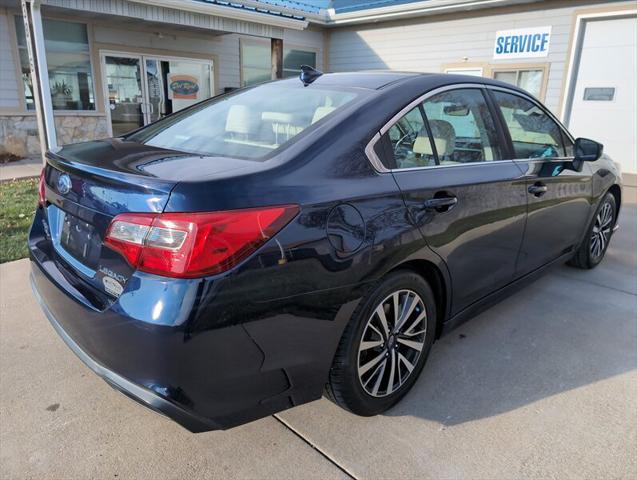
[127,83,360,159]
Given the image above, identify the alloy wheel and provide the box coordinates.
[357,289,427,397]
[590,201,614,259]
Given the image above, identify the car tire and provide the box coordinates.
[326,270,437,416]
[568,192,617,269]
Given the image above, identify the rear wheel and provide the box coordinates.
[326,270,437,415]
[569,192,617,269]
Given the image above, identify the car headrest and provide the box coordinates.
[262,112,295,124]
[225,105,259,135]
[413,120,456,156]
[312,106,336,124]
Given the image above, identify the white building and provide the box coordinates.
[0,0,635,188]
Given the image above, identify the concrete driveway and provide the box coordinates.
[1,206,636,480]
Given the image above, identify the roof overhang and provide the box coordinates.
[323,0,539,26]
[139,0,309,30]
[212,0,547,27]
[23,0,544,31]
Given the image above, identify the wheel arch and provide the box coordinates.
[388,259,449,339]
[608,183,622,217]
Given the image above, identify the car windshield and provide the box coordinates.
[127,83,360,159]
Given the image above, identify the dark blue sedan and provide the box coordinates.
[29,70,622,432]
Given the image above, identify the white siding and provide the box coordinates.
[0,11,20,109]
[42,0,288,39]
[327,1,635,114]
[93,25,243,91]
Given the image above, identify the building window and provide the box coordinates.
[15,17,95,111]
[283,48,316,78]
[583,87,615,101]
[240,38,271,87]
[492,68,545,100]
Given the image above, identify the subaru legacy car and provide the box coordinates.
[29,70,622,432]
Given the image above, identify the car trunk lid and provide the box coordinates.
[42,140,184,299]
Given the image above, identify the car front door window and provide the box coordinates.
[492,91,566,159]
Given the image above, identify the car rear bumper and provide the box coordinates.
[28,203,361,432]
[30,269,219,433]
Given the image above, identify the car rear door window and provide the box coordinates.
[421,88,503,164]
[491,91,566,159]
[385,106,435,169]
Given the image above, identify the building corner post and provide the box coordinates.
[21,0,57,165]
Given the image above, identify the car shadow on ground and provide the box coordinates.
[384,205,637,426]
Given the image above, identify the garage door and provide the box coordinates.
[567,16,637,174]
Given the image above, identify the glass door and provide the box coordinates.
[144,58,164,124]
[103,54,145,137]
[144,57,212,121]
[103,52,214,136]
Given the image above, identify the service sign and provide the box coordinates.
[493,26,551,59]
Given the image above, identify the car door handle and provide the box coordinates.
[528,183,548,197]
[423,196,458,212]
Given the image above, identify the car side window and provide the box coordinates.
[384,106,436,169]
[421,88,503,164]
[492,91,566,159]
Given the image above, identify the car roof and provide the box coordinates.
[278,71,532,98]
[278,71,425,90]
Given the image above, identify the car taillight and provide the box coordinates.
[38,169,46,207]
[104,205,299,278]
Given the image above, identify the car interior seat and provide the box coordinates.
[413,119,457,165]
[311,106,336,124]
[225,105,261,141]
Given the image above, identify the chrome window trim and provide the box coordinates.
[364,82,575,174]
[376,159,519,173]
[364,132,388,173]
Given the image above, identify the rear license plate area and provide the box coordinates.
[60,213,101,269]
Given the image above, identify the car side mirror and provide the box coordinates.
[574,137,603,162]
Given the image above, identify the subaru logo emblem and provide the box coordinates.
[57,174,71,195]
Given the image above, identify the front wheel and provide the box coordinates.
[326,270,437,416]
[569,192,617,269]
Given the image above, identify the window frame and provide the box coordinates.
[366,84,516,173]
[490,63,549,101]
[13,14,98,113]
[485,86,576,161]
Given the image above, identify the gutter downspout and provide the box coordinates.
[20,0,57,165]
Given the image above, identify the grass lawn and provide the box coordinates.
[0,178,38,263]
